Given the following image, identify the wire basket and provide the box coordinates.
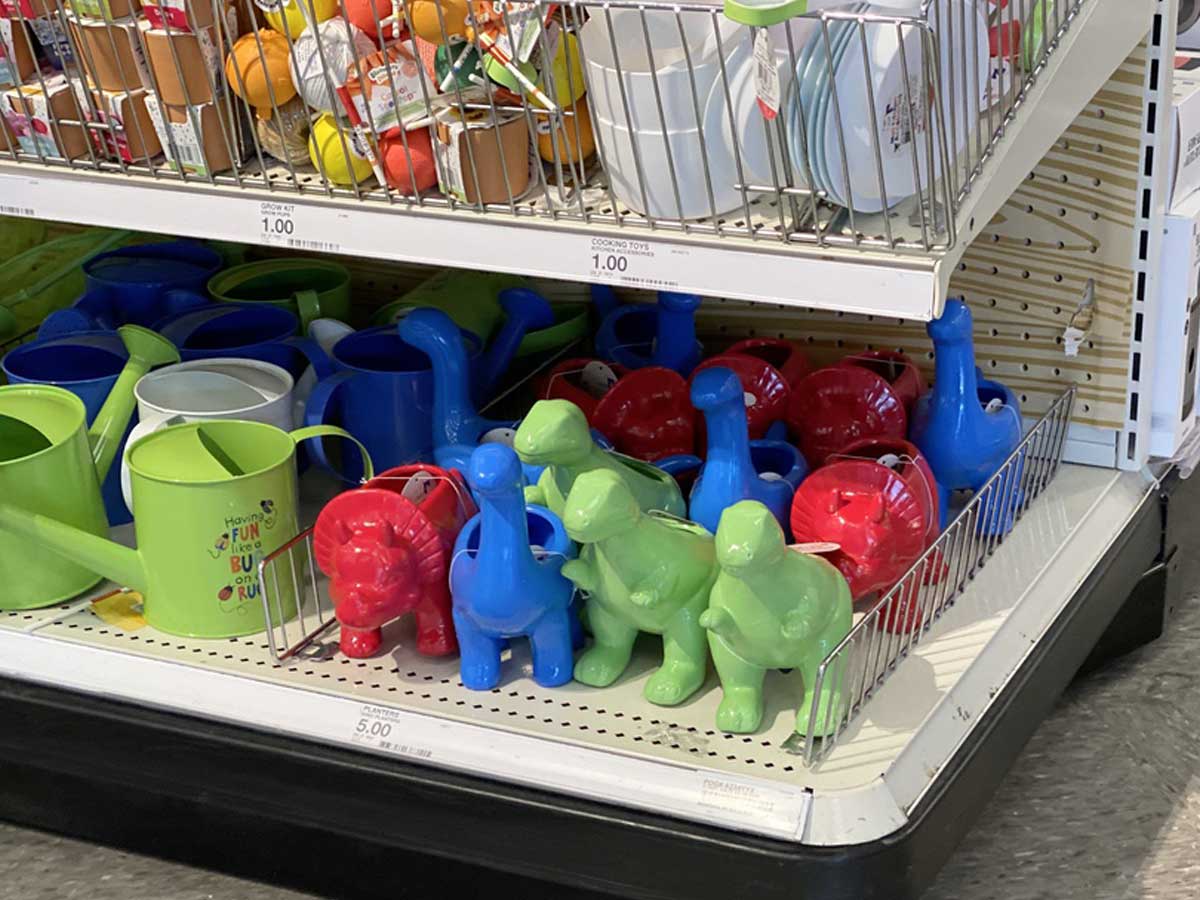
[0,0,1075,252]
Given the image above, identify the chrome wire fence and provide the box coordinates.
[801,384,1076,764]
[0,0,1079,250]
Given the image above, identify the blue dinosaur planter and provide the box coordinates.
[688,367,804,536]
[450,444,578,690]
[399,307,524,475]
[595,291,703,375]
[910,299,1022,531]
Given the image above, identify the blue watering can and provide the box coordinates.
[910,299,1022,534]
[450,443,578,690]
[679,366,808,536]
[595,291,703,375]
[1,331,142,525]
[152,302,320,380]
[38,241,221,339]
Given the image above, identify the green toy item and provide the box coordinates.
[700,500,853,737]
[562,469,717,705]
[514,399,686,518]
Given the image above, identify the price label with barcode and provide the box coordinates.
[585,236,683,291]
[348,704,434,761]
[257,201,341,253]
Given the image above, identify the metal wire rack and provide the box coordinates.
[801,384,1076,763]
[0,0,1078,253]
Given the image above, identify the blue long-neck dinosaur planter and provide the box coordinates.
[688,367,805,536]
[399,307,522,475]
[595,291,703,375]
[910,299,1022,516]
[450,443,577,690]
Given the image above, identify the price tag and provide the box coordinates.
[348,705,434,760]
[753,29,781,120]
[694,771,810,838]
[257,201,341,253]
[585,236,682,290]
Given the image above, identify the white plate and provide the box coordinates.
[809,14,863,201]
[821,0,989,212]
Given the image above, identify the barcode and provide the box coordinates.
[287,238,340,253]
[0,206,35,217]
[175,141,205,167]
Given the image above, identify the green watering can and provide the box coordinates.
[0,399,371,637]
[0,325,180,611]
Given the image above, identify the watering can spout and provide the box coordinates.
[87,325,180,481]
[0,502,148,595]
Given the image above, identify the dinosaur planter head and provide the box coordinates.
[562,469,716,705]
[514,399,686,519]
[701,500,853,737]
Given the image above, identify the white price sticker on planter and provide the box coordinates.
[257,201,342,253]
[348,704,434,760]
[584,237,686,290]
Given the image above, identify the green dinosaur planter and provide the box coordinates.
[700,501,853,737]
[514,399,686,518]
[562,469,717,705]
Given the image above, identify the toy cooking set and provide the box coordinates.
[0,241,1030,740]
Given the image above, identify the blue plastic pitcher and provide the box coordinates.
[1,332,138,525]
[153,303,319,380]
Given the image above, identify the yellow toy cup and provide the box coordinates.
[537,99,595,164]
[308,112,374,186]
[225,29,296,120]
[538,32,586,109]
[265,0,337,39]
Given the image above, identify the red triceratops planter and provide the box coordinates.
[314,465,476,659]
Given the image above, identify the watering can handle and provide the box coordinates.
[293,289,322,333]
[303,370,353,475]
[0,306,15,341]
[289,424,374,482]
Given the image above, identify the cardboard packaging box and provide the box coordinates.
[0,17,35,88]
[88,85,160,161]
[67,14,152,93]
[144,92,243,176]
[143,20,230,106]
[142,0,220,33]
[3,75,89,159]
[1151,189,1200,458]
[434,106,531,205]
[70,0,141,19]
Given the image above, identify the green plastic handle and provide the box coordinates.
[723,0,807,28]
[289,424,375,482]
[293,289,322,333]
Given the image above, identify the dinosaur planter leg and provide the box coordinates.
[562,469,716,706]
[704,501,854,737]
[453,608,506,690]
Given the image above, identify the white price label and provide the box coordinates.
[349,705,434,760]
[753,29,781,120]
[694,771,811,838]
[257,201,342,253]
[585,237,685,290]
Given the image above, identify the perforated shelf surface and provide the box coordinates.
[0,463,1152,846]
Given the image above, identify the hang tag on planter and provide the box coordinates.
[581,360,618,397]
[877,453,902,469]
[753,29,781,120]
[400,469,438,503]
[789,542,841,555]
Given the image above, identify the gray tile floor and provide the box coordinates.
[4,543,1200,899]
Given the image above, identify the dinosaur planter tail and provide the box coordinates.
[701,501,853,737]
[689,366,802,535]
[514,399,686,518]
[450,443,577,689]
[562,469,717,706]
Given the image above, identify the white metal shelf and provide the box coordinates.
[0,0,1153,320]
[0,463,1154,847]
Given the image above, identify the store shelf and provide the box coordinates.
[0,0,1153,321]
[0,463,1155,851]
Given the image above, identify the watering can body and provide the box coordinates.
[37,241,221,339]
[154,302,320,380]
[203,258,352,332]
[595,291,703,375]
[2,331,137,525]
[0,386,110,608]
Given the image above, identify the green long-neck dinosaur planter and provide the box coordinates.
[700,501,853,737]
[561,469,717,706]
[514,399,686,518]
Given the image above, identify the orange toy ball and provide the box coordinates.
[380,128,438,195]
[408,0,467,44]
[225,29,296,118]
[343,0,400,40]
[537,100,595,164]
